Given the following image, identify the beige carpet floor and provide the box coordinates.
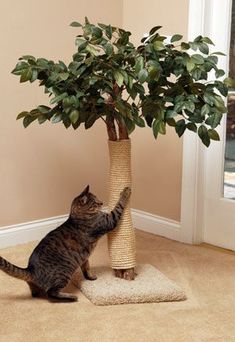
[1,229,235,342]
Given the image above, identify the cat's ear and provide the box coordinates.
[78,185,89,205]
[84,185,90,194]
[80,185,90,196]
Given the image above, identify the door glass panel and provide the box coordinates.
[224,0,235,200]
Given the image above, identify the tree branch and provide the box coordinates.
[106,115,118,141]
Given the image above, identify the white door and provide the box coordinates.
[202,0,235,250]
[180,0,235,250]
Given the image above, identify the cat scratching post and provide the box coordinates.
[72,140,186,305]
[107,139,136,278]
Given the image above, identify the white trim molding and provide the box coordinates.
[0,215,68,249]
[180,0,207,244]
[181,0,232,245]
[0,210,180,249]
[132,209,180,241]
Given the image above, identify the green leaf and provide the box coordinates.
[59,72,69,80]
[198,125,210,147]
[78,41,89,52]
[181,42,190,50]
[171,34,183,43]
[213,95,227,112]
[119,69,129,85]
[124,118,135,134]
[138,69,148,83]
[215,81,228,96]
[189,42,198,51]
[202,37,214,45]
[166,118,176,127]
[152,120,159,139]
[51,113,62,123]
[70,21,82,27]
[23,115,37,128]
[191,54,204,65]
[153,41,165,51]
[206,112,223,128]
[175,119,186,137]
[69,109,79,124]
[20,68,32,83]
[208,129,220,141]
[92,26,103,39]
[211,51,226,56]
[199,43,209,54]
[30,69,38,82]
[149,26,162,35]
[114,70,124,87]
[184,101,195,113]
[215,69,225,78]
[37,105,50,113]
[104,43,113,55]
[134,116,145,127]
[38,115,48,124]
[98,23,107,30]
[166,109,178,118]
[224,77,235,88]
[135,56,144,73]
[85,114,97,129]
[75,38,86,47]
[63,117,72,129]
[174,101,184,113]
[192,68,202,80]
[105,25,112,39]
[187,123,197,132]
[186,59,195,72]
[12,61,29,75]
[203,93,215,106]
[159,121,166,134]
[21,55,36,61]
[50,93,68,104]
[17,111,29,120]
[152,119,166,138]
[201,104,210,116]
[85,17,90,25]
[194,35,203,43]
[207,55,218,64]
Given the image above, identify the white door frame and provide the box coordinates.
[180,0,232,244]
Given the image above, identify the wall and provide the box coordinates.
[0,0,122,226]
[0,0,189,228]
[123,0,189,220]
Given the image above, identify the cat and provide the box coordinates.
[0,185,131,302]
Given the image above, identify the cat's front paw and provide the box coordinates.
[120,187,131,202]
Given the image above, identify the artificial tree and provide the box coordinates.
[12,18,230,280]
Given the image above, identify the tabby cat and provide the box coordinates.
[0,185,131,302]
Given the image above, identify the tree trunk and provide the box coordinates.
[107,139,136,280]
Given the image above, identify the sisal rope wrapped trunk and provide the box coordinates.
[107,139,136,269]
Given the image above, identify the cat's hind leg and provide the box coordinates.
[47,286,77,302]
[28,282,43,298]
[81,260,97,280]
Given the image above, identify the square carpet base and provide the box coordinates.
[72,264,187,305]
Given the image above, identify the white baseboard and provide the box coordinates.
[132,209,180,241]
[0,215,68,249]
[0,210,180,249]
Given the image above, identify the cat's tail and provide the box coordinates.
[0,256,31,282]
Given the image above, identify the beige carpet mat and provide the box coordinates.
[73,264,186,305]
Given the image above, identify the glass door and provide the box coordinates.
[224,2,235,200]
[203,0,235,250]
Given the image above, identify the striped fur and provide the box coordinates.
[0,185,131,302]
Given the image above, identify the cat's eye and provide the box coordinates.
[80,196,87,205]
